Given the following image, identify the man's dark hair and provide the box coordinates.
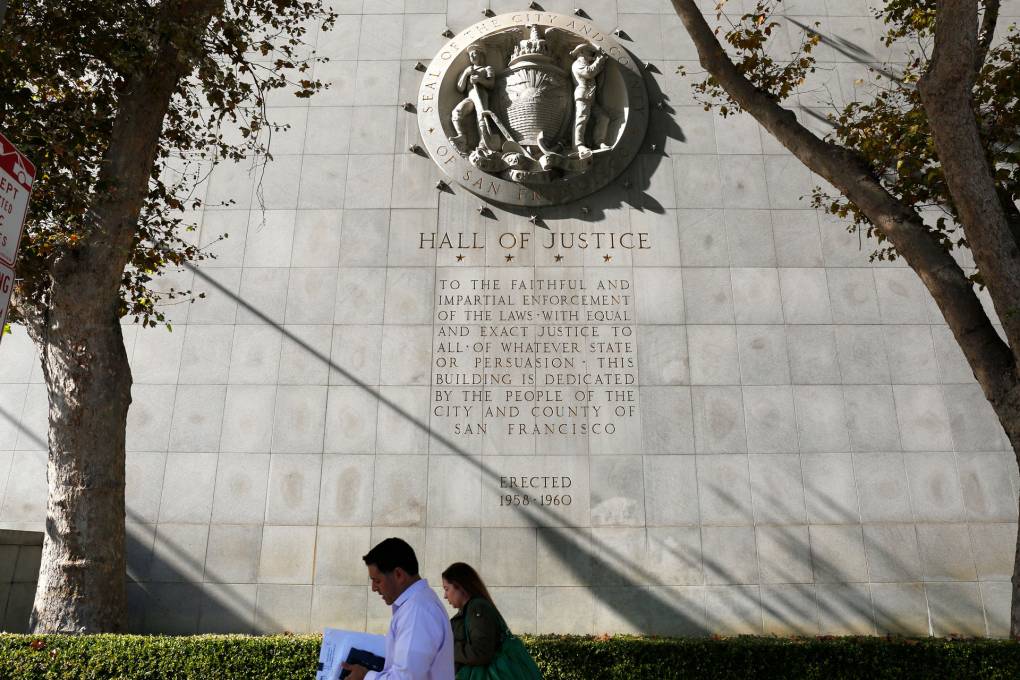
[363,537,419,575]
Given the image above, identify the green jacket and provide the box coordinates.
[450,597,504,669]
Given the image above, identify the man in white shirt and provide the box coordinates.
[342,538,455,680]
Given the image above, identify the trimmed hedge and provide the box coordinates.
[0,635,319,679]
[529,636,1020,679]
[0,634,1018,679]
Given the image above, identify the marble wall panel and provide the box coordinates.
[0,0,1015,639]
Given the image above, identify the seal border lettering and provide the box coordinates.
[417,13,649,207]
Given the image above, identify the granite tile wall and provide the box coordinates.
[1,0,1019,637]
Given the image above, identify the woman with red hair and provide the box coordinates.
[440,562,542,679]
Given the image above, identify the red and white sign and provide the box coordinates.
[0,131,35,334]
[0,262,14,325]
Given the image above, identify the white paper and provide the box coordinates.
[316,628,387,680]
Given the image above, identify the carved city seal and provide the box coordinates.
[417,12,649,207]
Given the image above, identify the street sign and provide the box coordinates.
[0,262,13,332]
[0,131,35,337]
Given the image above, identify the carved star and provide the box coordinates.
[603,254,612,262]
[505,254,514,263]
[554,254,564,262]
[427,127,435,134]
[456,254,465,262]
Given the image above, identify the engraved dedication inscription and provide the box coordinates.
[428,264,643,525]
[418,12,649,206]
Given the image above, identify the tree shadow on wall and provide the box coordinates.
[123,513,281,636]
[0,404,278,635]
[152,266,982,637]
[702,482,988,637]
[184,266,715,636]
[0,12,990,640]
[0,278,996,637]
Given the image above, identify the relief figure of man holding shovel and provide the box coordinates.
[450,45,499,153]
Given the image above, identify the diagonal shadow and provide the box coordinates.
[124,508,280,636]
[0,12,988,642]
[184,262,708,635]
[703,480,881,635]
[0,288,712,634]
[0,364,994,637]
[706,472,989,637]
[785,16,905,84]
[0,402,277,634]
[786,17,876,63]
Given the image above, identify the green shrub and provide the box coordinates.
[0,634,1017,679]
[0,634,320,679]
[527,636,1020,679]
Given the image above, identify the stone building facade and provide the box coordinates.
[0,0,1018,637]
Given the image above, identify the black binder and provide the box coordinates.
[338,647,386,679]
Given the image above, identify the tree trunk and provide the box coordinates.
[670,0,1020,638]
[1013,449,1020,639]
[15,0,224,631]
[989,388,1020,639]
[25,282,132,633]
[968,380,1020,639]
[986,388,1020,638]
[915,0,1020,638]
[918,0,1020,357]
[1011,479,1020,640]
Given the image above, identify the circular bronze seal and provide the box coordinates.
[417,12,649,207]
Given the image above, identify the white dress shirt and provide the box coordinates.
[366,578,455,680]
